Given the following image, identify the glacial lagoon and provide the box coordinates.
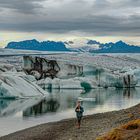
[0,88,140,136]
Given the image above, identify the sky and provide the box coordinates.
[0,0,140,47]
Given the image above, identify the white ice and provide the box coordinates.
[0,71,48,98]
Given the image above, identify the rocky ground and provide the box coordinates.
[0,104,140,140]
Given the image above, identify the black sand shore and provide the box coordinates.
[1,104,140,140]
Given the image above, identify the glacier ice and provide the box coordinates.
[37,77,83,89]
[0,71,48,98]
[99,72,138,88]
[22,55,139,89]
[1,53,140,95]
[23,56,83,79]
[0,63,17,72]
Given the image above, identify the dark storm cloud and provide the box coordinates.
[0,0,140,36]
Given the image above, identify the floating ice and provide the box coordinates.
[0,72,48,98]
[37,77,83,89]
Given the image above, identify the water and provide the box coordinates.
[0,88,140,136]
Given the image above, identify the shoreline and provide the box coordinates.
[1,103,140,140]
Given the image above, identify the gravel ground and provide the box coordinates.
[0,104,140,140]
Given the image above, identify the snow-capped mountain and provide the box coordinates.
[65,38,101,52]
[66,39,140,53]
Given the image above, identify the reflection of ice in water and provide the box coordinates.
[0,88,140,136]
[1,88,139,118]
[0,97,44,117]
[23,98,60,117]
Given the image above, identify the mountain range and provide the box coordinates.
[5,39,140,53]
[5,39,69,51]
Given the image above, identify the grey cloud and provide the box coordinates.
[0,0,45,14]
[0,0,139,37]
[119,0,140,7]
[0,14,140,36]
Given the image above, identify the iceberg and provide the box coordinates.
[133,68,140,86]
[0,71,48,98]
[37,77,83,89]
[36,76,99,90]
[98,71,138,88]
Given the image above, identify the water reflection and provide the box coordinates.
[0,97,44,117]
[0,88,140,118]
[23,98,60,116]
[123,88,134,98]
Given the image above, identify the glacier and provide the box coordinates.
[23,55,139,90]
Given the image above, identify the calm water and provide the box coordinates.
[0,88,140,136]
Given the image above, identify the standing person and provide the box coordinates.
[75,101,84,129]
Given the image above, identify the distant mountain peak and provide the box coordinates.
[87,40,100,45]
[5,39,70,51]
[116,40,124,43]
[115,40,127,45]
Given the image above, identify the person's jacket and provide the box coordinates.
[75,106,84,118]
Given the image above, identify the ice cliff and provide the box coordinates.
[23,56,139,90]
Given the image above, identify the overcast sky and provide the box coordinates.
[0,0,140,47]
